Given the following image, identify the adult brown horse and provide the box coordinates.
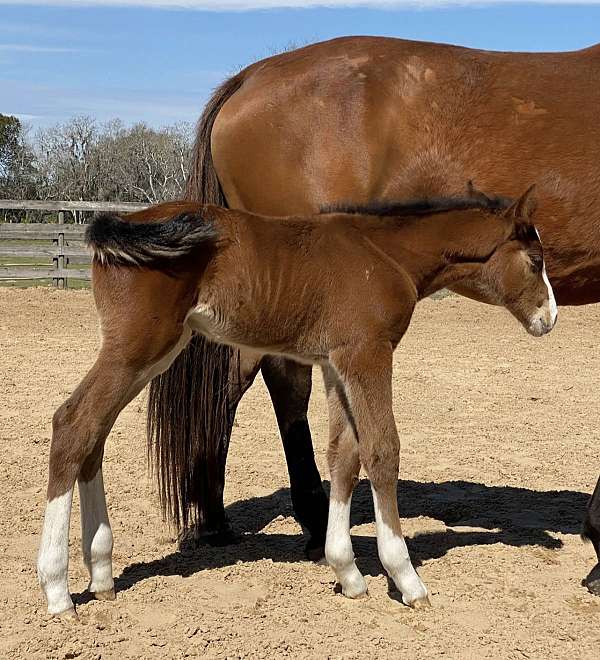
[148,36,600,592]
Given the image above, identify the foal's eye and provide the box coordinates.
[530,254,543,272]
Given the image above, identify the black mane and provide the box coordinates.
[320,194,513,218]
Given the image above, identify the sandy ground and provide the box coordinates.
[1,287,599,659]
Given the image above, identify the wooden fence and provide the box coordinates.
[0,200,147,288]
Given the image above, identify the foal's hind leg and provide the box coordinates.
[262,357,329,560]
[38,315,191,616]
[328,343,429,608]
[583,474,600,595]
[78,450,114,601]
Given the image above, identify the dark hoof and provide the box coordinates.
[583,563,600,596]
[304,536,325,562]
[178,522,239,551]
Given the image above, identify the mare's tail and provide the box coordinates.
[147,72,244,532]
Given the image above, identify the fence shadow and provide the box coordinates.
[72,477,590,603]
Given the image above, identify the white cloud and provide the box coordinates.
[0,44,81,53]
[1,0,600,10]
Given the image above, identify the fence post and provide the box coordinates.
[53,211,66,289]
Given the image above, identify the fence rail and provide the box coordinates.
[0,200,148,287]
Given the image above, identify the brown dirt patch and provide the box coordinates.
[1,287,599,659]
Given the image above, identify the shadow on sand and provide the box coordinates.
[73,478,589,603]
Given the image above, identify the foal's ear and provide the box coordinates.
[505,185,537,220]
[466,180,492,203]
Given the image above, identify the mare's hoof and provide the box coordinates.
[94,588,116,601]
[179,522,239,550]
[407,595,432,610]
[583,563,600,596]
[304,537,325,562]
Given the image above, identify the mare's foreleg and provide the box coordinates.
[583,474,600,595]
[328,343,429,608]
[262,357,328,560]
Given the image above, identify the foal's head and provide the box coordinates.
[472,185,557,337]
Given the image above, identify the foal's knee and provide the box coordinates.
[360,445,399,491]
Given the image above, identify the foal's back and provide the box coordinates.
[190,208,415,359]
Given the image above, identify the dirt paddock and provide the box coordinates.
[1,287,599,659]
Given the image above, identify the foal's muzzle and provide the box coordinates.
[526,304,557,337]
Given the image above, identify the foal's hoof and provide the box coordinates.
[406,595,432,610]
[341,575,368,599]
[583,563,600,596]
[304,537,325,562]
[57,607,79,621]
[93,588,116,601]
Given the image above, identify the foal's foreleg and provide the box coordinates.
[322,368,365,597]
[328,343,429,608]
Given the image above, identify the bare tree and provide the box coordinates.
[1,116,194,220]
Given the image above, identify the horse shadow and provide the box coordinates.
[73,478,590,603]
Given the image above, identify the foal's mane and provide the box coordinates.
[320,194,513,219]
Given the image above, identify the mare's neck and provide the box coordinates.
[367,211,505,300]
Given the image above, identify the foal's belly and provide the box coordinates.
[186,302,327,367]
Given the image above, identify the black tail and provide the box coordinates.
[86,212,218,267]
[147,72,244,533]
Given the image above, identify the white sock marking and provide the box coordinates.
[79,470,114,594]
[371,487,428,605]
[38,489,74,614]
[325,498,367,598]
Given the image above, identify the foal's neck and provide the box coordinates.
[371,210,505,299]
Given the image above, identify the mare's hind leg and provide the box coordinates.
[328,342,429,608]
[322,366,366,597]
[38,306,191,616]
[583,474,600,595]
[182,348,262,546]
[262,357,328,560]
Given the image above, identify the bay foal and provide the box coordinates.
[38,186,556,616]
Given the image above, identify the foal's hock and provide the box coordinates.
[38,186,556,617]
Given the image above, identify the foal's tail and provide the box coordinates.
[85,211,218,267]
[148,72,245,533]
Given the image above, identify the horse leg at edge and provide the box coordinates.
[329,342,430,608]
[583,474,600,595]
[262,357,329,560]
[38,327,190,617]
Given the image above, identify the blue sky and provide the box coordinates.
[1,1,600,129]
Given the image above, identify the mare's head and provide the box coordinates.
[469,184,557,337]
